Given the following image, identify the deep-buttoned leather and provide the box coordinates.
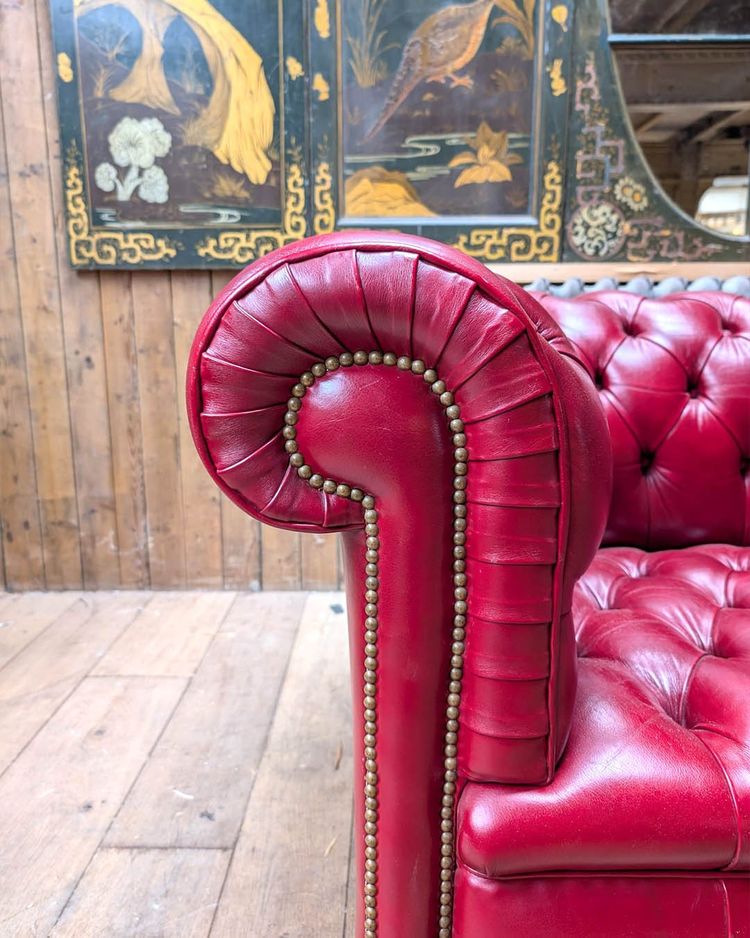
[533,291,750,547]
[188,234,750,938]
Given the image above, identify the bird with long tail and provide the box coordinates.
[364,0,514,141]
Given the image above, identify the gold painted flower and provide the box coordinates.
[614,176,648,213]
[286,56,304,80]
[449,123,522,188]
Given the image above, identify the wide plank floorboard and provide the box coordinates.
[0,590,355,937]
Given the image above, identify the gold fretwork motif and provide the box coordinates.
[453,160,562,262]
[64,145,177,266]
[313,162,335,234]
[196,162,307,263]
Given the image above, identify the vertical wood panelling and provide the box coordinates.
[100,273,150,587]
[0,93,44,590]
[0,0,81,588]
[172,271,223,587]
[132,273,187,587]
[37,0,119,588]
[0,3,339,592]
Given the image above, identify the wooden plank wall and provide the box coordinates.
[0,0,340,591]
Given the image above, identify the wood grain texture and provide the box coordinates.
[0,0,81,588]
[106,592,305,848]
[0,592,147,772]
[210,592,353,938]
[0,590,356,934]
[0,673,186,936]
[93,591,235,678]
[50,847,230,938]
[0,590,82,669]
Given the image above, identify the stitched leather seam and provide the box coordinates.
[691,730,743,872]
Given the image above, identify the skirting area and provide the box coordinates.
[0,590,355,936]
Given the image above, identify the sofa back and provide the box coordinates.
[534,291,750,549]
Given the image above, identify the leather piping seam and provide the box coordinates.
[281,350,468,938]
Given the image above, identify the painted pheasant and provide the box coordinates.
[365,0,507,140]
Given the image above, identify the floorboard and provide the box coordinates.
[0,590,355,937]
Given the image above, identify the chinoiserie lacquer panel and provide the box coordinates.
[309,0,572,263]
[49,0,307,268]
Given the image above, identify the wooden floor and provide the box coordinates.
[0,590,356,937]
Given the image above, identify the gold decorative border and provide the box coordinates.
[64,145,177,267]
[313,161,335,235]
[282,351,468,938]
[197,163,307,264]
[452,160,562,263]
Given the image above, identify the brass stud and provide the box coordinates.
[284,351,469,938]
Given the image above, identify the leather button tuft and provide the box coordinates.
[640,451,655,475]
[687,382,700,398]
[741,456,750,477]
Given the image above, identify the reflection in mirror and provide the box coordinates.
[610,0,750,237]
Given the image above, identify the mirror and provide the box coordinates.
[609,0,750,237]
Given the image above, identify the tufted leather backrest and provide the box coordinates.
[533,291,750,550]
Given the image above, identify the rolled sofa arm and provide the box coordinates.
[187,232,611,938]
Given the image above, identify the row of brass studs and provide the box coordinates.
[281,350,468,938]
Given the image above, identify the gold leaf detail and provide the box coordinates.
[551,4,568,30]
[286,56,304,80]
[57,52,74,83]
[548,59,567,96]
[345,167,436,217]
[314,0,331,38]
[313,73,330,101]
[453,161,562,262]
[197,163,306,263]
[314,162,335,234]
[64,145,177,267]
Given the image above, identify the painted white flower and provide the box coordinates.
[108,116,171,170]
[94,116,172,204]
[137,165,169,204]
[94,161,118,193]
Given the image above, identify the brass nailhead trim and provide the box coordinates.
[282,352,468,938]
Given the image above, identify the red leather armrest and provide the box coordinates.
[187,232,611,938]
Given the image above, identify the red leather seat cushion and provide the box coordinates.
[457,544,750,877]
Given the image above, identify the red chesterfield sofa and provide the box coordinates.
[187,232,750,938]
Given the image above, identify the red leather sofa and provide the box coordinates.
[187,232,750,938]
